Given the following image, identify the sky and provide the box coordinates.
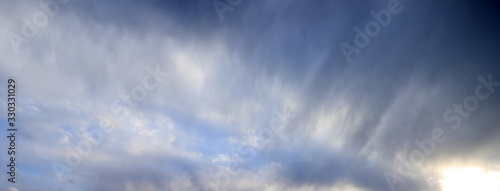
[0,0,500,191]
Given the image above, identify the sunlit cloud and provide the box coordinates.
[440,167,500,191]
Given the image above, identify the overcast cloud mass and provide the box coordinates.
[0,0,500,191]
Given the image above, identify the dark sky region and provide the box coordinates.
[0,0,500,191]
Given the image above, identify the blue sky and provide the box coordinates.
[1,0,500,191]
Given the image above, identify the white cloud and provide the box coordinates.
[7,187,19,191]
[212,154,244,163]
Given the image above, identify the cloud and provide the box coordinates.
[212,154,245,163]
[0,0,500,191]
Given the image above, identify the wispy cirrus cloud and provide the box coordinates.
[0,0,500,191]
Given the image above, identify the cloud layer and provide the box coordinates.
[0,0,500,190]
